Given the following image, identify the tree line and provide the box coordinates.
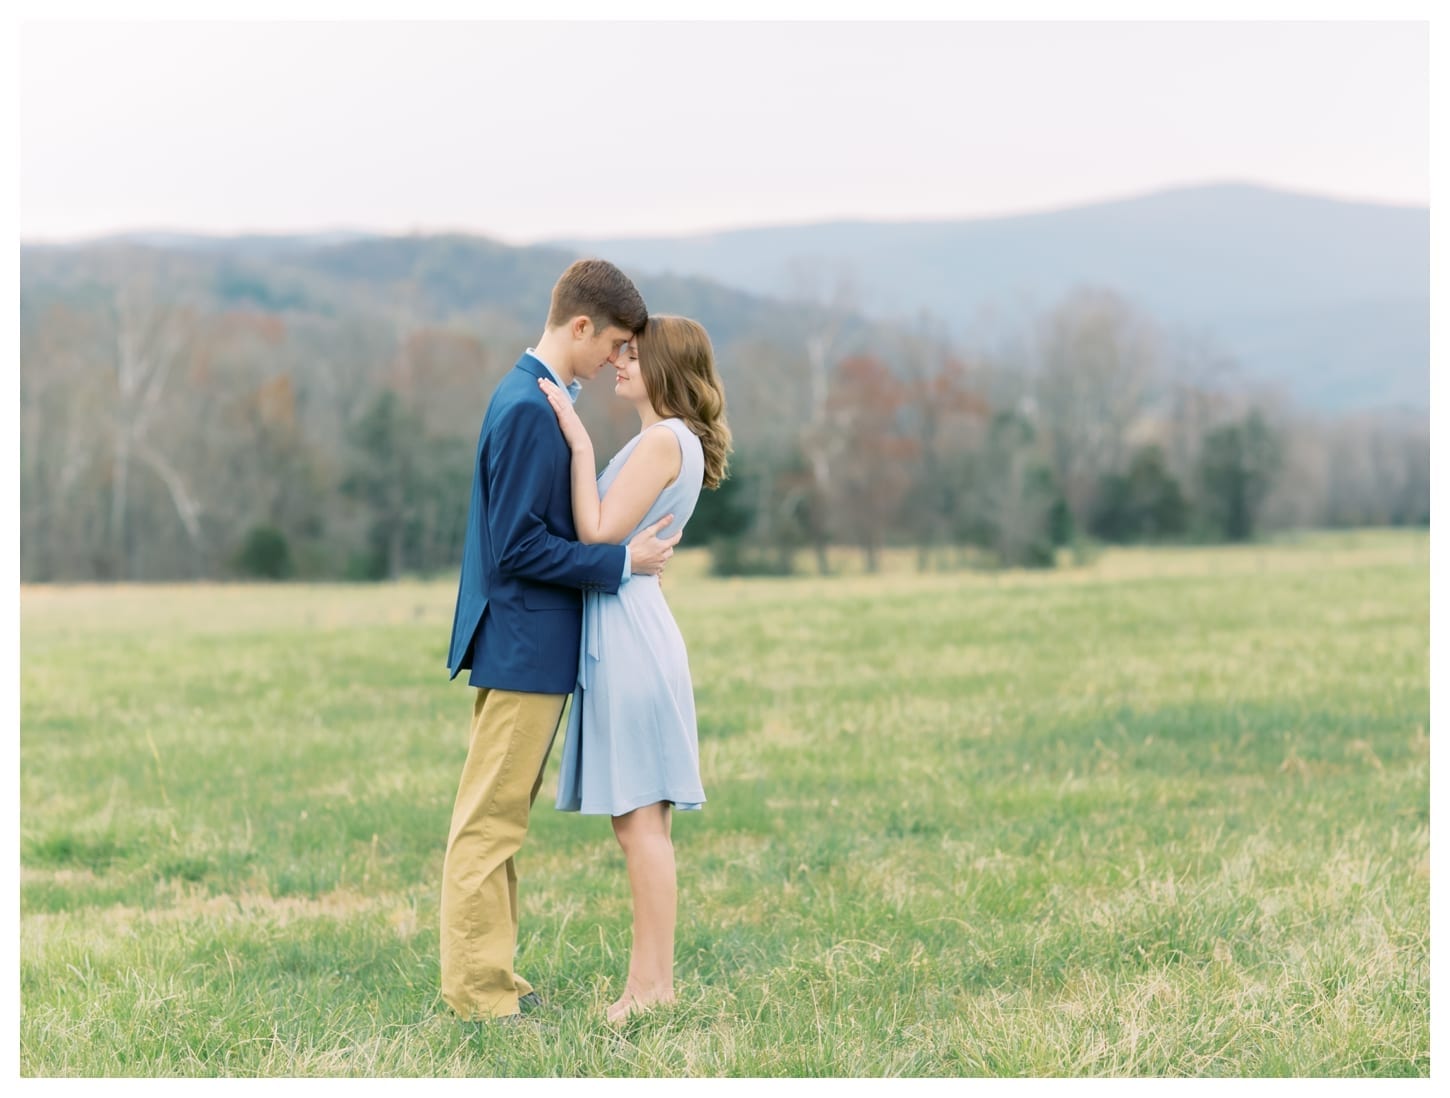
[18,245,1428,582]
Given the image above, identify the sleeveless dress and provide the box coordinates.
[554,418,707,816]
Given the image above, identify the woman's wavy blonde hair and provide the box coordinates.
[636,315,732,489]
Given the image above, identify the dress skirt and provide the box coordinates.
[554,573,705,816]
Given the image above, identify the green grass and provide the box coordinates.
[19,530,1429,1076]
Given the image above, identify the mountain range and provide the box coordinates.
[22,183,1428,414]
[555,183,1428,413]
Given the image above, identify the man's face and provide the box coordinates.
[573,320,634,381]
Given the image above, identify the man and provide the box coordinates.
[441,259,680,1021]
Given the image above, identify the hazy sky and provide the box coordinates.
[18,17,1429,243]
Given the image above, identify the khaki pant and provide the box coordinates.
[440,687,567,1019]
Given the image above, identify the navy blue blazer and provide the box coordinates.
[447,354,627,694]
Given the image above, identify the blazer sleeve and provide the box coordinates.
[485,399,627,592]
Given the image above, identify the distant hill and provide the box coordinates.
[19,232,844,369]
[21,183,1428,413]
[554,183,1429,412]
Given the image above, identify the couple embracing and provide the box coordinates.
[441,259,731,1025]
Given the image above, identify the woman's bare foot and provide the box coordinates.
[605,984,676,1025]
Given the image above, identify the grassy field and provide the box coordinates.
[18,530,1429,1076]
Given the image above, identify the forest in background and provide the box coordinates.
[18,233,1429,582]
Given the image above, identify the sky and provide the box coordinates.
[17,12,1430,244]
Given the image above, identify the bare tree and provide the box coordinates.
[1155,327,1243,491]
[104,278,206,577]
[895,320,991,569]
[1314,410,1430,527]
[1033,288,1159,528]
[826,354,916,572]
[785,259,862,573]
[20,303,110,580]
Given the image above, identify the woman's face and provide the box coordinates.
[613,340,649,405]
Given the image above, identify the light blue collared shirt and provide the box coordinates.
[526,348,630,586]
[525,348,583,406]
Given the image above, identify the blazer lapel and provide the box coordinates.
[513,353,552,384]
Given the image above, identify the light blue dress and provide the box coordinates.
[555,418,707,816]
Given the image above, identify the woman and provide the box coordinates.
[536,314,731,1024]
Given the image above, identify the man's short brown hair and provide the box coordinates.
[546,258,648,335]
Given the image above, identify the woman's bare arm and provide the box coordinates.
[539,379,682,544]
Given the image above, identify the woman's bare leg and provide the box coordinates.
[608,801,676,1023]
